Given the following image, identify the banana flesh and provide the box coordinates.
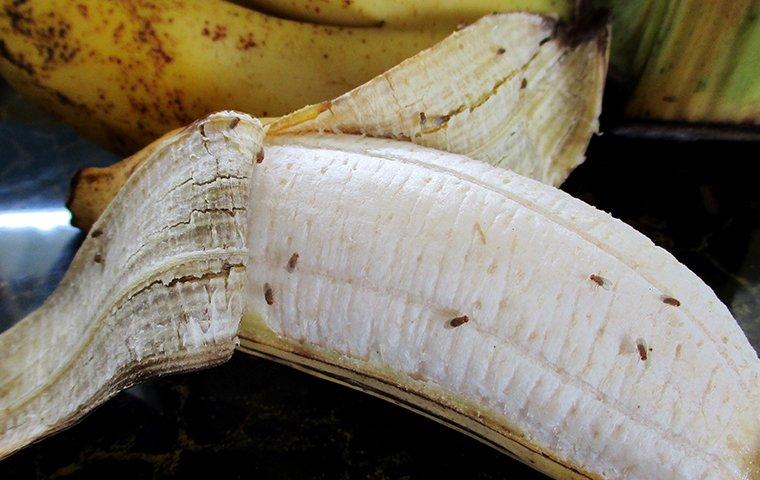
[0,0,450,152]
[1,121,758,478]
[0,112,264,460]
[270,13,608,186]
[239,133,759,480]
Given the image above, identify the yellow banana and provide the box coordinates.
[242,0,572,28]
[596,0,760,125]
[0,0,452,152]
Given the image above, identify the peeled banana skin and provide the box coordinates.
[0,0,450,152]
[1,112,759,479]
[66,13,608,231]
[0,112,265,460]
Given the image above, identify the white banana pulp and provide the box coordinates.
[243,134,759,479]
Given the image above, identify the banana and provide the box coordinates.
[67,13,608,231]
[241,0,572,28]
[0,0,451,152]
[597,0,760,125]
[270,13,608,187]
[0,112,264,459]
[243,133,760,479]
[2,120,758,478]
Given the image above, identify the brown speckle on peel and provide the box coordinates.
[419,112,426,125]
[589,274,606,287]
[636,341,648,361]
[90,229,103,238]
[93,253,103,264]
[450,315,469,328]
[264,284,274,305]
[497,47,506,54]
[255,150,264,164]
[229,117,240,130]
[521,78,528,89]
[662,296,680,307]
[237,34,257,50]
[287,253,299,272]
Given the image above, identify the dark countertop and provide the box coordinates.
[0,82,758,479]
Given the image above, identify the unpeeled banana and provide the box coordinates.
[1,112,758,479]
[241,0,572,28]
[0,0,450,152]
[607,0,760,125]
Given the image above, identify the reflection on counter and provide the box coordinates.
[0,208,81,326]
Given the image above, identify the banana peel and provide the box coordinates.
[2,113,759,478]
[68,13,608,231]
[0,112,265,459]
[240,0,574,28]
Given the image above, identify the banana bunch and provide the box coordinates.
[2,0,755,148]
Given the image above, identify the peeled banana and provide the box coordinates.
[1,113,758,479]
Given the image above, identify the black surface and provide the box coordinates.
[0,83,758,479]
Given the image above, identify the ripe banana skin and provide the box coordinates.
[242,0,572,28]
[618,0,760,125]
[3,113,758,478]
[0,0,449,152]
